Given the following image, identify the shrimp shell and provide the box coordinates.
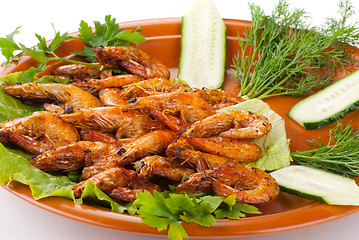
[81,130,177,178]
[29,141,119,172]
[53,64,102,81]
[134,155,195,181]
[4,82,101,109]
[176,164,279,204]
[0,111,80,154]
[184,136,262,162]
[95,46,170,79]
[58,106,163,139]
[129,92,215,127]
[183,110,272,139]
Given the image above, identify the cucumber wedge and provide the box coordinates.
[288,69,359,130]
[270,165,359,205]
[178,0,226,89]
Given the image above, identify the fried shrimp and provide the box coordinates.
[82,130,177,178]
[98,88,129,106]
[58,106,163,139]
[124,78,192,94]
[183,110,271,139]
[72,167,161,202]
[128,92,215,132]
[53,64,102,81]
[134,155,195,181]
[193,88,245,110]
[166,137,260,172]
[0,111,80,154]
[29,141,119,172]
[184,136,262,162]
[1,42,282,206]
[176,164,279,204]
[95,46,170,79]
[86,74,144,89]
[117,78,192,101]
[4,82,101,109]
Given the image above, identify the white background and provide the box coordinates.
[1,0,359,239]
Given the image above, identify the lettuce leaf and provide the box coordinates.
[0,143,75,199]
[0,142,136,213]
[218,99,292,171]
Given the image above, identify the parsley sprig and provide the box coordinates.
[74,15,145,62]
[291,121,359,177]
[0,15,146,71]
[134,190,261,240]
[233,0,359,99]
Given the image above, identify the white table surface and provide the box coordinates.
[1,0,359,239]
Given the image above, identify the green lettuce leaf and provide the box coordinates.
[0,69,71,121]
[0,141,136,213]
[218,98,292,171]
[0,143,75,199]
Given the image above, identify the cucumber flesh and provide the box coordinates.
[270,165,359,205]
[288,69,359,130]
[178,0,226,89]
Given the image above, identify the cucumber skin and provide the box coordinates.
[278,185,328,204]
[300,99,359,130]
[177,15,186,81]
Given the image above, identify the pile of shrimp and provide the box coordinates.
[0,45,279,204]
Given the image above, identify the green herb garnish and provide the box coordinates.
[291,121,359,177]
[134,190,260,240]
[233,0,358,99]
[74,15,146,62]
[0,15,146,70]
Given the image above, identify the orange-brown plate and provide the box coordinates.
[1,18,359,238]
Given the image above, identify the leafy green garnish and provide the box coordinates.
[0,71,46,120]
[0,141,135,213]
[74,15,146,62]
[134,190,260,240]
[0,27,22,63]
[233,0,358,99]
[0,25,75,69]
[218,99,292,171]
[0,15,146,71]
[291,121,359,177]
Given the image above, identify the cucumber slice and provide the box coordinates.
[288,69,359,130]
[178,0,226,89]
[270,165,359,205]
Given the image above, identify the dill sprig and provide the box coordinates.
[233,0,358,99]
[291,121,359,177]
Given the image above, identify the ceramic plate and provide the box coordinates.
[1,18,359,238]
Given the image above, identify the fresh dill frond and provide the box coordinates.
[233,0,358,99]
[291,121,359,177]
